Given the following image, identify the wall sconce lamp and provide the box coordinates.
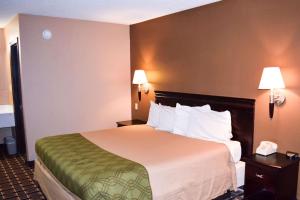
[258,67,286,119]
[132,70,149,101]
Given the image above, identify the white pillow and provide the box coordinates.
[173,103,211,135]
[186,109,232,141]
[156,104,176,132]
[146,101,160,127]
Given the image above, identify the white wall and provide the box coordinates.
[18,14,131,160]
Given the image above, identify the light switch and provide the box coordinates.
[134,103,139,110]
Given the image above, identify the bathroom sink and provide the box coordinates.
[0,105,15,128]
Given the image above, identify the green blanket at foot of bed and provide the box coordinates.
[35,133,152,200]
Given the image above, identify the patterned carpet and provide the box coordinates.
[0,145,243,200]
[215,189,244,200]
[0,147,45,200]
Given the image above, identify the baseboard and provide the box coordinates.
[26,160,34,168]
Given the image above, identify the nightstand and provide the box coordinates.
[243,153,299,200]
[116,119,146,127]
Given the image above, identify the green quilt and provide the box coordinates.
[35,134,152,200]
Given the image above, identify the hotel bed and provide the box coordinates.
[34,91,255,200]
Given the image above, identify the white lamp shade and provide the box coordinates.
[258,67,285,89]
[133,70,148,84]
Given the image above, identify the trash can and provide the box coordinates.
[4,136,17,155]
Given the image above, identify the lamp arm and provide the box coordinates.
[269,89,274,118]
[143,83,149,94]
[138,84,141,101]
[268,88,286,119]
[273,89,286,106]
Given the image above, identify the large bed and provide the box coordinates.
[34,91,255,200]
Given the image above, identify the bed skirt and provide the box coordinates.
[35,158,245,200]
[34,158,80,200]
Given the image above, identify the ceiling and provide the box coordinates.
[0,0,221,28]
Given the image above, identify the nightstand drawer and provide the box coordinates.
[245,164,276,196]
[246,164,275,185]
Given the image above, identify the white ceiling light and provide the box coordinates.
[0,0,221,28]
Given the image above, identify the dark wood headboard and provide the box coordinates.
[155,91,255,157]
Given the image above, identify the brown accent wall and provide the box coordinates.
[130,0,300,197]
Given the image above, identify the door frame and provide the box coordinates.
[10,38,27,156]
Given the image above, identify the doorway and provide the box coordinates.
[10,39,26,155]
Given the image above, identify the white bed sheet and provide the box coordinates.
[186,136,242,163]
[222,140,242,163]
[235,161,245,188]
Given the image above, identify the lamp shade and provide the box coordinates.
[258,67,285,89]
[133,70,148,84]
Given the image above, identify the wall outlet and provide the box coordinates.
[134,103,139,110]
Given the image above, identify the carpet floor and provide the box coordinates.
[0,148,45,200]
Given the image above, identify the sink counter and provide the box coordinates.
[0,105,15,128]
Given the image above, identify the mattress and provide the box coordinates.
[35,159,246,200]
[35,125,238,200]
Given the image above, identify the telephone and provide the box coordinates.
[256,141,278,156]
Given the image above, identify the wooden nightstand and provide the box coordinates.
[243,153,299,200]
[116,119,146,127]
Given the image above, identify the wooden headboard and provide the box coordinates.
[155,91,255,157]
